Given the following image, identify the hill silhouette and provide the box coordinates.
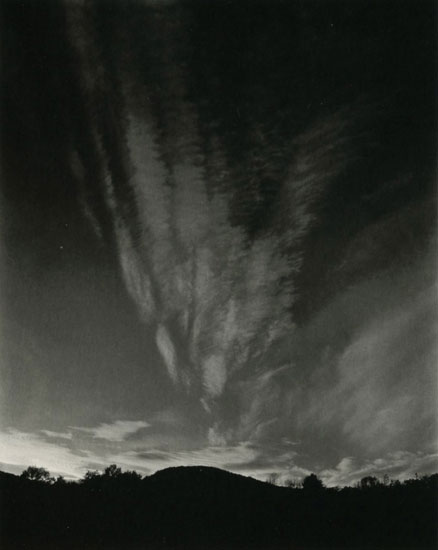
[1,466,436,549]
[149,465,272,494]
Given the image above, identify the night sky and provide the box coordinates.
[1,0,436,486]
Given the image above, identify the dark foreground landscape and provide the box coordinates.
[1,466,436,550]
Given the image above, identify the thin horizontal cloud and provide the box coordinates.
[0,424,304,482]
[321,451,438,487]
[0,428,97,479]
[72,420,151,442]
[106,438,309,484]
[109,442,259,473]
[40,430,73,441]
[2,425,436,488]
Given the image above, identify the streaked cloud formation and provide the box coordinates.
[65,4,360,412]
[1,1,436,487]
[61,0,438,478]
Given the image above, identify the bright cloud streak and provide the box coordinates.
[72,420,150,442]
[321,451,438,487]
[106,108,356,413]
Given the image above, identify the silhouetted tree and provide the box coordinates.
[82,470,102,485]
[285,478,301,488]
[20,466,52,483]
[3,464,437,549]
[54,475,67,485]
[302,473,324,491]
[359,476,380,489]
[104,464,122,478]
[267,473,279,485]
[121,470,142,482]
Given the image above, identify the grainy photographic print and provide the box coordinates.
[0,0,437,549]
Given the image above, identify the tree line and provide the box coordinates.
[2,464,436,549]
[21,463,435,493]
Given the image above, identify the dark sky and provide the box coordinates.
[1,0,436,485]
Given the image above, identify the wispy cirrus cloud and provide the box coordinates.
[106,108,357,410]
[2,1,434,496]
[60,3,436,484]
[65,2,359,411]
[222,243,437,475]
[298,280,437,455]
